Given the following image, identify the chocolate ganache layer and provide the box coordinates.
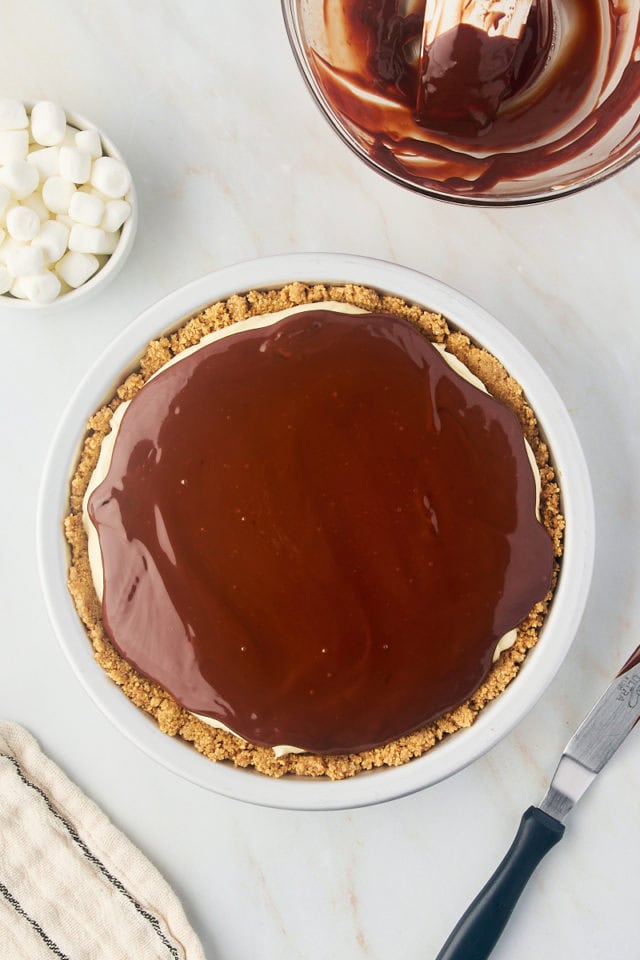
[87,308,553,755]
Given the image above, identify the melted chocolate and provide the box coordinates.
[414,17,551,135]
[89,310,553,754]
[311,1,640,197]
[618,643,640,677]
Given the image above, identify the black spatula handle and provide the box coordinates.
[435,806,565,960]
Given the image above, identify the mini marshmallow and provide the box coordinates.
[20,270,62,304]
[21,191,49,222]
[69,226,96,252]
[69,224,118,255]
[10,276,29,298]
[62,125,79,147]
[30,101,67,146]
[59,146,92,185]
[99,231,118,255]
[0,99,28,131]
[0,237,22,264]
[0,184,9,218]
[6,205,40,242]
[0,129,29,164]
[32,220,69,264]
[86,185,109,202]
[26,145,60,179]
[0,160,39,199]
[42,176,76,214]
[0,263,10,294]
[101,199,131,233]
[56,250,98,288]
[6,244,44,277]
[69,190,105,227]
[75,128,102,159]
[90,156,131,199]
[56,213,75,230]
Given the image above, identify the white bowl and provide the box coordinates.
[0,103,137,310]
[37,253,594,810]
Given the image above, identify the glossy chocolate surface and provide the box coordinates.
[89,309,553,754]
[310,1,640,196]
[414,18,551,136]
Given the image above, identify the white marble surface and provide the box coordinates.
[1,2,639,958]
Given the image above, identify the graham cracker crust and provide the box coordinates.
[64,282,564,780]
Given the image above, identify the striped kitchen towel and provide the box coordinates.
[0,722,205,960]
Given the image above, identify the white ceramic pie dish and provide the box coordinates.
[37,253,594,810]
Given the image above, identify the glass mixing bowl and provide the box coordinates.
[282,0,640,205]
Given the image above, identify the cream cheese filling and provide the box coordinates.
[83,301,541,755]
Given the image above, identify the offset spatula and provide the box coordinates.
[436,643,640,960]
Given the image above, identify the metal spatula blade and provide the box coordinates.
[436,641,640,960]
